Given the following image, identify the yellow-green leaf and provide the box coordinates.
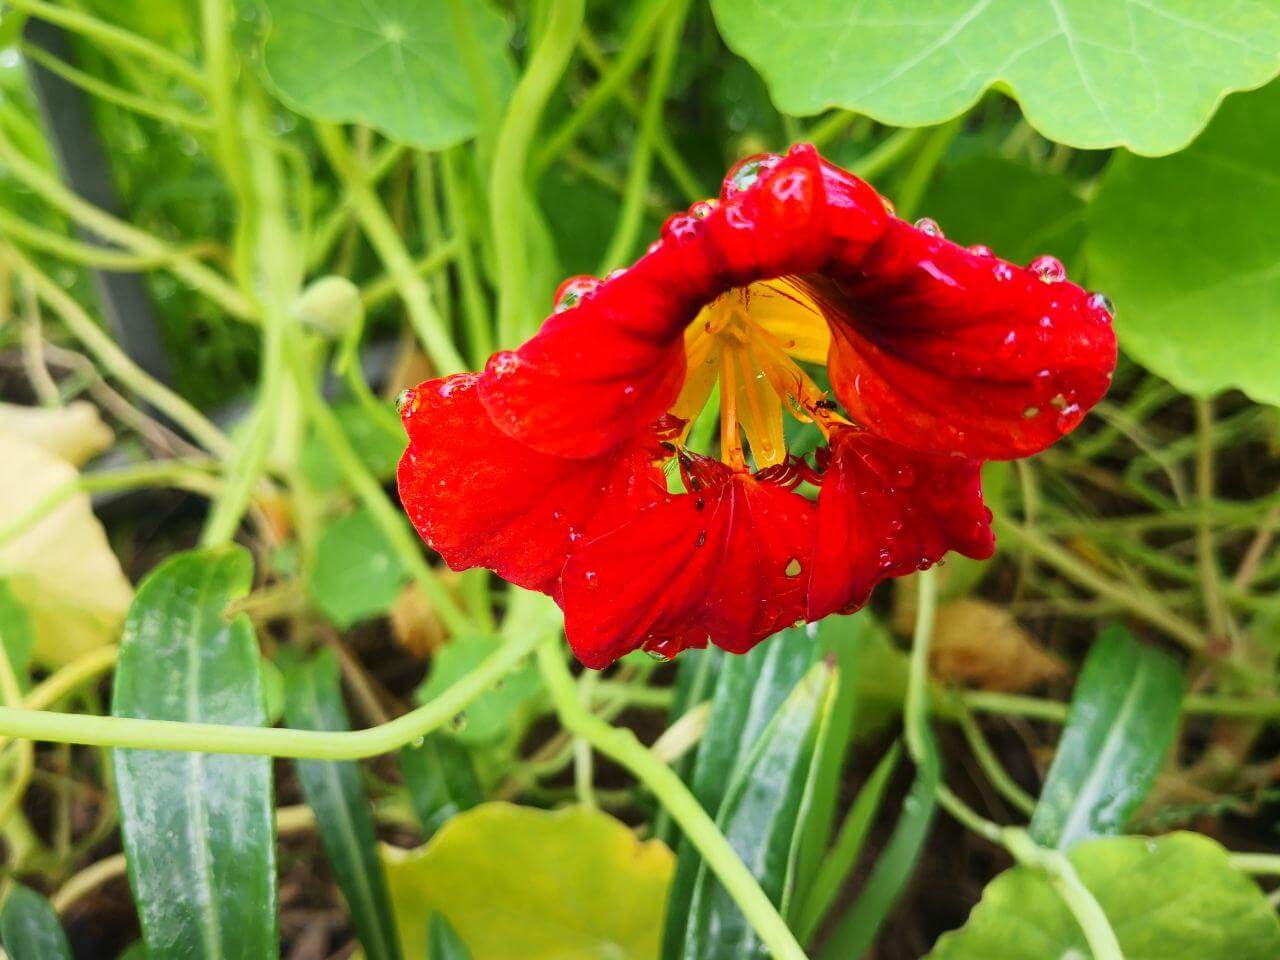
[383,803,674,960]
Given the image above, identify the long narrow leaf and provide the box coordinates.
[1030,625,1184,849]
[282,649,402,960]
[111,548,277,960]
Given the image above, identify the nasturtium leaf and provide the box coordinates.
[260,0,515,149]
[413,636,541,746]
[0,430,133,665]
[711,0,1280,155]
[927,832,1280,959]
[1030,625,1184,849]
[1087,80,1280,404]
[0,884,73,960]
[111,548,277,960]
[309,508,410,627]
[383,803,674,960]
[282,650,402,960]
[918,156,1085,268]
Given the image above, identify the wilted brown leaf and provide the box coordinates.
[929,598,1066,693]
[390,580,448,657]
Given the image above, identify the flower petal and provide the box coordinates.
[807,427,994,620]
[476,145,890,461]
[819,218,1117,459]
[560,465,815,669]
[397,374,666,594]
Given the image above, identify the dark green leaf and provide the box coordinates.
[400,734,482,838]
[711,0,1280,154]
[0,884,72,960]
[111,547,277,960]
[309,508,410,628]
[1086,80,1280,404]
[282,649,402,960]
[662,626,822,959]
[680,660,837,960]
[261,0,515,150]
[428,913,472,960]
[927,832,1280,959]
[1030,625,1184,849]
[796,742,903,944]
[414,636,540,746]
[918,156,1086,268]
[0,579,35,690]
[817,732,939,960]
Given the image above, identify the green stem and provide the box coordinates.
[905,567,939,763]
[307,141,406,269]
[1002,829,1123,960]
[531,0,668,179]
[20,44,214,130]
[9,0,209,90]
[956,705,1036,816]
[4,245,232,457]
[491,0,585,345]
[359,238,460,311]
[0,206,217,271]
[0,630,542,760]
[597,0,688,273]
[441,148,494,366]
[0,128,251,319]
[317,124,466,374]
[288,333,473,636]
[805,110,856,149]
[892,118,961,220]
[536,639,807,960]
[1194,397,1230,641]
[1229,853,1280,875]
[0,461,220,548]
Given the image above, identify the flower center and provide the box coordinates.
[671,278,849,469]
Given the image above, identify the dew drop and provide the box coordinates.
[784,558,802,577]
[1029,254,1066,283]
[395,388,415,413]
[969,243,993,257]
[411,736,425,748]
[913,217,943,238]
[1050,393,1068,410]
[694,497,705,511]
[877,547,894,569]
[725,154,774,195]
[450,713,468,732]
[554,275,600,313]
[647,239,663,254]
[993,263,1014,282]
[645,649,672,663]
[490,351,520,376]
[661,213,700,241]
[696,529,708,548]
[690,199,717,219]
[1023,405,1040,419]
[1088,291,1115,317]
[584,570,599,588]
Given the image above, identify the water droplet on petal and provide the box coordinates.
[784,558,802,577]
[1050,393,1068,410]
[1029,255,1066,283]
[1023,406,1040,418]
[1089,291,1115,317]
[695,530,708,548]
[914,217,943,238]
[877,548,893,569]
[584,570,598,588]
[969,244,993,257]
[661,213,700,241]
[690,199,717,219]
[993,263,1014,282]
[396,388,415,413]
[490,351,520,376]
[554,275,600,312]
[724,154,776,195]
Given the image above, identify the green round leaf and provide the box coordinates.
[414,636,540,745]
[927,832,1280,959]
[711,0,1280,154]
[1087,80,1280,403]
[308,508,410,627]
[260,0,514,149]
[383,803,674,960]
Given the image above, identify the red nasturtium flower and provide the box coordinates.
[397,144,1117,669]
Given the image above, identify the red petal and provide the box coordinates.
[560,464,816,669]
[477,145,891,460]
[807,427,994,620]
[397,374,666,594]
[819,218,1117,459]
